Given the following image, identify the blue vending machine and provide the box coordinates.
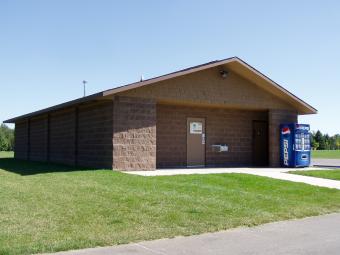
[280,123,311,167]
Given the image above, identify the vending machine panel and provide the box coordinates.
[280,123,311,167]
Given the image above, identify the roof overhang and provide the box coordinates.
[4,57,317,123]
[4,92,104,123]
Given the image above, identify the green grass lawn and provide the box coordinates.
[1,152,340,255]
[0,151,14,158]
[290,169,340,181]
[312,150,340,159]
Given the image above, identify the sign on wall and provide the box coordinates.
[190,122,203,134]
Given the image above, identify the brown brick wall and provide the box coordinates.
[14,120,29,160]
[268,109,298,167]
[156,105,186,167]
[14,100,113,168]
[77,100,113,168]
[157,104,267,168]
[29,116,48,161]
[13,102,297,170]
[113,96,156,171]
[120,66,296,111]
[49,108,76,165]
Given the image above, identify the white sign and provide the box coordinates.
[190,122,203,134]
[220,145,228,152]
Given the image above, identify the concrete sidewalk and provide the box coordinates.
[126,167,340,190]
[126,167,311,176]
[49,213,340,255]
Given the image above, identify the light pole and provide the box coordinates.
[83,80,87,97]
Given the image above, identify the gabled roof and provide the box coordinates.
[4,57,317,123]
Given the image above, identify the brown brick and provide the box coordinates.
[77,100,113,168]
[14,120,29,160]
[157,104,267,168]
[120,66,295,111]
[29,115,48,161]
[49,108,76,165]
[112,96,156,171]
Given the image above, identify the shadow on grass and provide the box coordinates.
[0,158,98,176]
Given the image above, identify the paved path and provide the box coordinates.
[126,167,323,177]
[312,158,340,168]
[50,213,340,255]
[126,167,340,190]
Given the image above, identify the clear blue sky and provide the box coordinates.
[1,0,339,134]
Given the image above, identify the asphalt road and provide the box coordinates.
[51,213,340,255]
[312,158,340,168]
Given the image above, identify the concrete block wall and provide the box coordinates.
[120,67,296,112]
[78,101,113,168]
[14,100,113,168]
[14,120,29,160]
[29,116,48,161]
[49,108,76,165]
[13,97,298,170]
[113,96,156,171]
[156,105,187,168]
[156,104,268,168]
[268,109,298,167]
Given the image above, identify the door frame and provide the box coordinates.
[252,120,269,167]
[186,117,206,167]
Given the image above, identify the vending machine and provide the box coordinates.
[280,123,311,167]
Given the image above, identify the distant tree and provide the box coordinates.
[329,136,337,150]
[0,124,14,151]
[314,130,325,150]
[324,134,330,150]
[311,140,319,150]
[310,132,318,150]
[310,130,340,150]
[335,135,340,150]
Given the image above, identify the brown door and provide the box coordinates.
[187,117,205,167]
[253,120,269,166]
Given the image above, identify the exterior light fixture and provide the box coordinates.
[219,70,229,79]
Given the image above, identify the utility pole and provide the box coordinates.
[82,80,87,97]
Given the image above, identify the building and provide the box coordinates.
[4,57,317,171]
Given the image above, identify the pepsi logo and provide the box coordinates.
[281,127,291,135]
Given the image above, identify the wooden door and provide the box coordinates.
[187,118,205,167]
[253,120,269,166]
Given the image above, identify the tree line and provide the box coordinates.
[0,124,14,151]
[311,130,340,150]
